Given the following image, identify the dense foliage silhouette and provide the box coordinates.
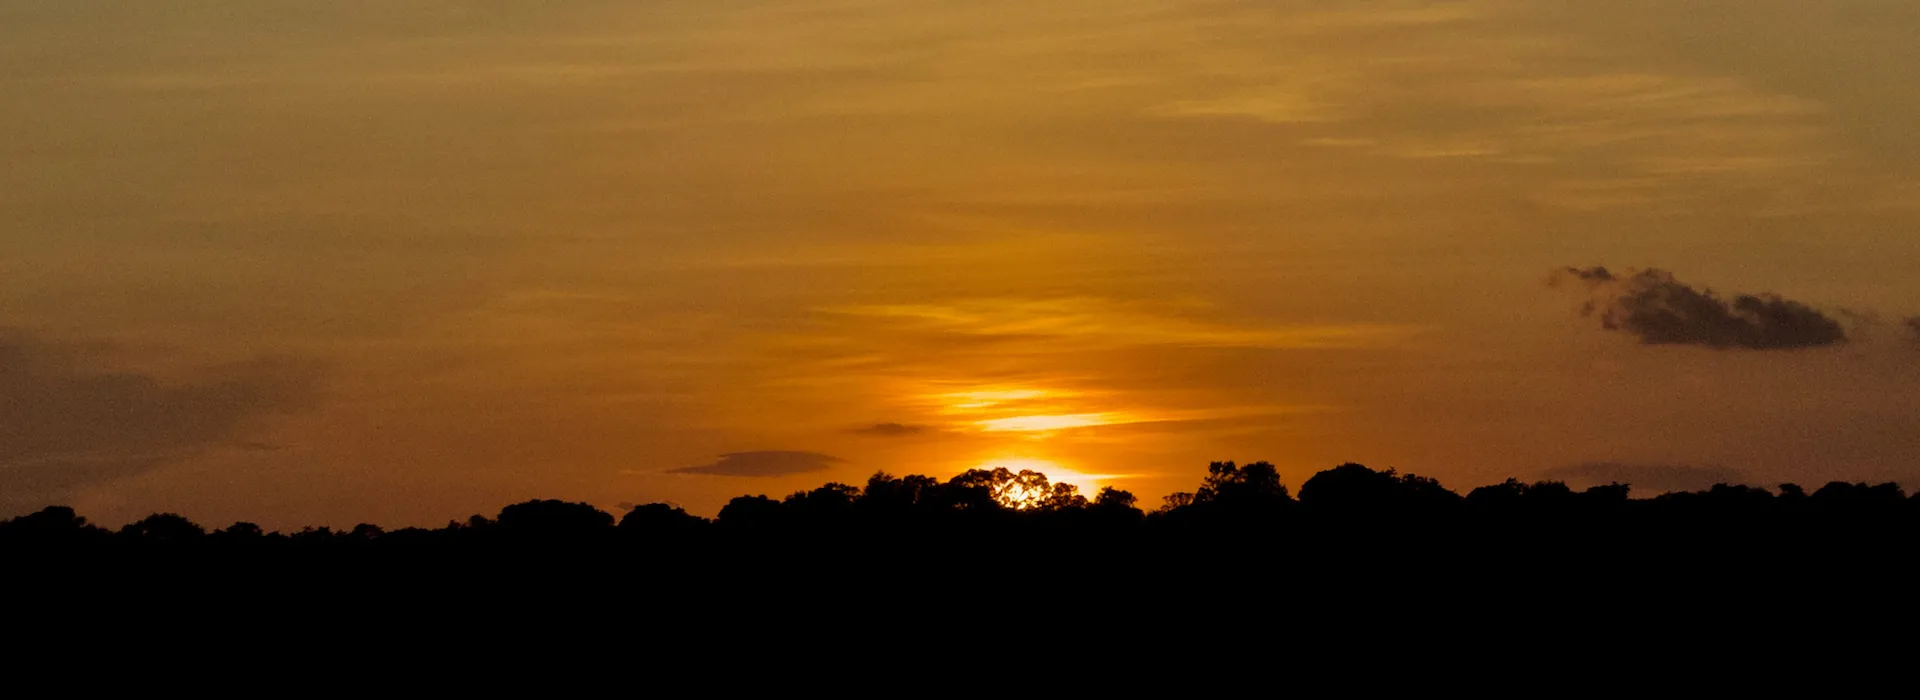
[8,462,1916,561]
[11,460,1920,663]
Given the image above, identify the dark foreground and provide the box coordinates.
[7,462,1918,672]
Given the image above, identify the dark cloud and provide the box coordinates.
[1553,266,1847,350]
[670,451,841,477]
[1907,317,1920,346]
[0,328,323,514]
[853,422,930,437]
[1560,266,1617,284]
[1542,462,1750,494]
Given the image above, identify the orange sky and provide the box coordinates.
[5,1,1920,528]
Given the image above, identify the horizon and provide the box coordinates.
[6,1,1920,530]
[14,460,1914,533]
[7,457,1914,530]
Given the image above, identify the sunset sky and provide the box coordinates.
[6,1,1920,528]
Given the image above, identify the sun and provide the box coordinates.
[968,458,1113,508]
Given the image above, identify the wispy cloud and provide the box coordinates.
[1143,3,1833,211]
[820,298,1418,351]
[0,328,323,514]
[976,413,1125,433]
[669,451,842,477]
[854,422,931,437]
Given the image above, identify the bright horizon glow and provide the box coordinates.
[974,413,1122,433]
[968,458,1119,503]
[937,388,1054,410]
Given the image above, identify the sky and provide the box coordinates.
[5,0,1920,528]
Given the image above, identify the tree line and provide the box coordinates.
[5,461,1915,551]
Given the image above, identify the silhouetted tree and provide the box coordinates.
[946,468,1018,510]
[119,513,206,543]
[717,495,784,530]
[1033,479,1089,511]
[1465,479,1578,514]
[495,500,614,540]
[0,506,109,546]
[347,523,385,540]
[1465,478,1527,509]
[619,503,709,538]
[290,526,337,544]
[1085,487,1144,528]
[1298,463,1460,516]
[1581,483,1631,505]
[1194,461,1291,507]
[211,522,267,543]
[1094,487,1138,511]
[859,472,926,512]
[784,483,862,523]
[1811,481,1906,506]
[1156,492,1194,513]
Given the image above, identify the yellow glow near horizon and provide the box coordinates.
[938,388,1052,410]
[969,458,1114,504]
[975,413,1120,432]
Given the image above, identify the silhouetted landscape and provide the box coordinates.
[12,462,1915,584]
[14,461,1916,553]
[13,459,1920,658]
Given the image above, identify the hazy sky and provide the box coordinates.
[6,1,1920,527]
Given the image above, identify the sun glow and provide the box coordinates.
[937,388,1053,410]
[975,413,1121,432]
[970,458,1115,508]
[920,384,1135,501]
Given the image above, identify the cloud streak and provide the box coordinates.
[670,451,842,477]
[821,298,1419,351]
[1554,266,1847,350]
[854,423,930,437]
[0,328,323,514]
